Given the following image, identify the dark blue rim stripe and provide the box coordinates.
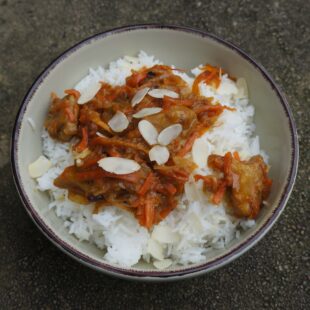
[11,24,299,279]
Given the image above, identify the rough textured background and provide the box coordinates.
[0,0,309,309]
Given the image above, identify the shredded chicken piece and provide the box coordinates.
[45,94,79,142]
[196,152,272,219]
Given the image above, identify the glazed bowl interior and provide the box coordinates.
[12,25,297,280]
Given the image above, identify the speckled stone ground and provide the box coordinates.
[0,0,309,309]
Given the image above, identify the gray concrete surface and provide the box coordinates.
[0,0,309,309]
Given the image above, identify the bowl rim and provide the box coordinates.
[11,24,299,281]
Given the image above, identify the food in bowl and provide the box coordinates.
[29,51,272,268]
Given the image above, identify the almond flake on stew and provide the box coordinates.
[138,120,159,145]
[132,107,163,118]
[131,87,150,107]
[149,145,170,165]
[73,147,91,160]
[96,131,107,138]
[157,124,182,146]
[98,157,141,175]
[77,82,102,105]
[108,111,129,132]
[148,88,179,99]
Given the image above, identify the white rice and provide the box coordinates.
[37,51,267,268]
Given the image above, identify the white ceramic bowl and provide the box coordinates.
[11,25,298,281]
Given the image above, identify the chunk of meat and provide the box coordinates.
[231,156,271,218]
[146,105,197,132]
[126,65,190,95]
[45,94,79,142]
[198,153,272,219]
[54,164,147,200]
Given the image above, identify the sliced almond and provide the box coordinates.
[147,239,164,260]
[133,107,162,118]
[151,226,180,244]
[217,77,238,96]
[27,117,36,131]
[73,147,91,160]
[148,88,179,99]
[153,259,172,270]
[98,157,141,175]
[76,158,83,167]
[108,111,129,132]
[77,81,101,105]
[192,137,210,168]
[157,124,182,146]
[184,181,200,202]
[28,155,52,178]
[96,131,107,138]
[235,77,248,99]
[138,120,158,145]
[149,145,170,165]
[131,87,150,107]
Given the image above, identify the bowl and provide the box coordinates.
[11,24,298,281]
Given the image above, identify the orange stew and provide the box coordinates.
[44,64,271,228]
